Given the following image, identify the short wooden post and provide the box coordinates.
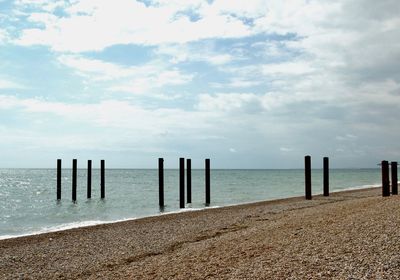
[72,159,77,202]
[87,160,92,199]
[57,159,62,200]
[187,159,192,204]
[305,155,312,200]
[179,158,185,208]
[391,161,398,195]
[205,158,210,205]
[158,158,164,208]
[323,157,329,196]
[382,160,390,197]
[100,159,105,199]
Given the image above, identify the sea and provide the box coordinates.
[0,168,381,240]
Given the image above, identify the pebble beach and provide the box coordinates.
[1,187,400,279]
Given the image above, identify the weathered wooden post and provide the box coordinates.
[179,158,185,208]
[87,160,92,199]
[187,158,192,204]
[391,161,398,195]
[72,159,77,202]
[205,158,210,205]
[158,158,164,208]
[305,155,312,200]
[382,160,390,197]
[323,157,329,196]
[57,159,62,200]
[100,159,105,199]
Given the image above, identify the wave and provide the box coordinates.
[331,183,381,192]
[0,206,223,240]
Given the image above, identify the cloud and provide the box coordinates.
[262,61,314,76]
[226,78,262,88]
[251,41,292,58]
[0,79,24,90]
[0,29,9,44]
[57,55,133,81]
[0,95,211,132]
[57,55,194,94]
[155,43,236,66]
[2,0,400,168]
[336,134,357,141]
[197,93,263,113]
[15,0,255,52]
[0,95,19,108]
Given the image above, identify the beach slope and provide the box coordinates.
[1,188,399,279]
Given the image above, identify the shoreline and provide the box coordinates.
[0,184,380,241]
[3,186,397,279]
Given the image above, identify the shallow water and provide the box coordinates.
[0,168,381,239]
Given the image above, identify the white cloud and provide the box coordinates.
[205,0,267,18]
[0,95,223,157]
[251,41,290,58]
[0,29,8,44]
[197,92,263,113]
[15,0,254,52]
[205,54,233,65]
[0,95,212,132]
[57,55,193,94]
[254,0,340,36]
[0,95,20,108]
[3,0,400,168]
[280,147,293,152]
[227,79,262,88]
[58,55,134,80]
[197,91,317,114]
[0,79,24,89]
[262,62,314,76]
[156,43,236,65]
[336,134,357,141]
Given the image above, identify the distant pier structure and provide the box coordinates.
[56,159,106,202]
[54,156,398,209]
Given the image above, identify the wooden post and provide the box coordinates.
[205,158,210,205]
[72,159,77,202]
[391,161,398,195]
[179,158,185,208]
[187,159,192,204]
[100,159,105,199]
[382,160,390,197]
[57,159,62,200]
[323,157,329,196]
[87,160,92,199]
[305,156,312,200]
[158,158,164,208]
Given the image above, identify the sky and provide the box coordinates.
[0,0,399,168]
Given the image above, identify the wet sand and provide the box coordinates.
[1,187,399,279]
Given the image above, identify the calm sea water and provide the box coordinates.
[0,168,381,239]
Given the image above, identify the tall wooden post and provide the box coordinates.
[391,161,398,195]
[72,159,77,202]
[57,159,62,200]
[205,158,210,205]
[382,160,390,197]
[87,160,92,199]
[158,158,164,208]
[179,158,185,208]
[305,156,312,200]
[323,157,329,196]
[187,159,192,204]
[100,159,105,199]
